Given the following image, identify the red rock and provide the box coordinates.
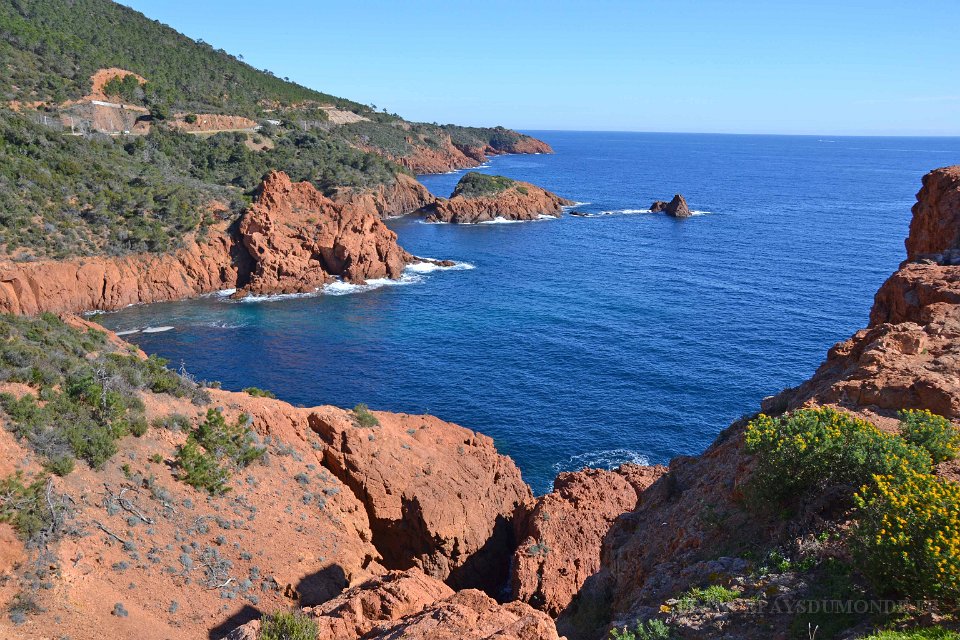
[330,173,436,219]
[309,409,532,591]
[367,589,563,640]
[904,165,960,260]
[238,171,413,293]
[422,175,573,224]
[511,465,666,616]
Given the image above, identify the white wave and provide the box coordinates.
[323,273,422,296]
[477,215,558,225]
[562,201,591,208]
[141,326,174,333]
[236,259,473,302]
[406,260,475,273]
[114,329,140,336]
[215,288,237,297]
[581,208,653,217]
[690,210,712,216]
[552,449,651,476]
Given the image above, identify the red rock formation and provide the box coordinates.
[330,173,435,218]
[904,165,960,260]
[0,228,243,315]
[366,133,554,175]
[0,171,431,313]
[366,589,562,640]
[650,195,691,218]
[238,171,413,294]
[511,465,666,616]
[422,175,573,224]
[309,409,532,592]
[228,570,562,640]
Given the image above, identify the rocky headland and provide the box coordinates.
[0,171,437,314]
[420,172,574,224]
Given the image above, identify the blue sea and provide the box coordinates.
[100,132,960,494]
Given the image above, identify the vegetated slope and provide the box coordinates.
[0,0,552,260]
[0,0,352,114]
[0,313,540,640]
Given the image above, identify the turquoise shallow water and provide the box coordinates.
[101,132,960,494]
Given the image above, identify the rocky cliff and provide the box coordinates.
[0,171,435,314]
[421,173,574,224]
[237,171,413,295]
[394,135,554,175]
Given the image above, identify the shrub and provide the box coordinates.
[0,473,55,543]
[673,585,741,613]
[853,468,960,602]
[352,403,379,428]
[175,409,264,494]
[609,619,673,640]
[452,172,516,198]
[898,409,960,464]
[243,387,276,399]
[744,409,932,504]
[861,629,960,640]
[259,610,318,640]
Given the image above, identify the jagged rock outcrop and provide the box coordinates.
[510,465,666,616]
[228,568,564,640]
[309,409,532,592]
[330,173,436,219]
[560,166,960,639]
[228,569,454,640]
[238,171,413,294]
[650,194,691,218]
[904,165,960,261]
[0,171,436,313]
[366,589,563,640]
[422,173,573,224]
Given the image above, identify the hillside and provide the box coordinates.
[0,0,552,261]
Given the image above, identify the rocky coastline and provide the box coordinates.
[1,166,959,639]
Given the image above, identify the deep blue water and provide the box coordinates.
[101,132,960,494]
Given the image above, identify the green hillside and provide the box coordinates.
[0,0,547,260]
[0,0,358,115]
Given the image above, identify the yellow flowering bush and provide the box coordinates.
[854,468,960,602]
[899,409,960,464]
[744,408,932,504]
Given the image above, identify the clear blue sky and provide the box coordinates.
[120,0,960,136]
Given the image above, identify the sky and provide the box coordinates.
[120,0,960,136]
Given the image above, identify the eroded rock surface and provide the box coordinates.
[511,465,666,616]
[310,409,532,591]
[238,171,413,294]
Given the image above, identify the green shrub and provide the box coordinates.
[744,408,932,504]
[452,172,517,198]
[0,473,55,543]
[243,387,276,399]
[853,467,960,602]
[861,629,960,640]
[609,619,673,640]
[259,610,318,640]
[175,409,264,494]
[352,403,379,428]
[176,437,231,495]
[898,409,960,464]
[673,585,741,613]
